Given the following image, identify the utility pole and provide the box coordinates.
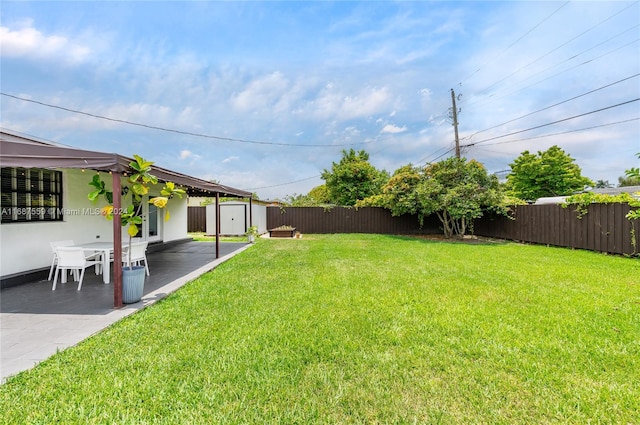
[450,88,460,159]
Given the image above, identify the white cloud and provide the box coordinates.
[230,72,290,112]
[381,124,407,134]
[310,86,393,121]
[222,156,239,164]
[419,88,432,98]
[180,150,194,159]
[0,23,91,64]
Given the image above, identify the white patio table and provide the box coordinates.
[71,241,125,284]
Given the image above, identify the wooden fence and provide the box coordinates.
[187,206,206,233]
[264,204,638,256]
[474,203,638,256]
[267,206,440,235]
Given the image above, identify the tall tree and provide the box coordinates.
[382,158,504,237]
[506,145,593,201]
[321,149,389,206]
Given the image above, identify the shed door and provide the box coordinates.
[220,204,246,235]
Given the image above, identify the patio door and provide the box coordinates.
[133,197,162,242]
[143,201,162,243]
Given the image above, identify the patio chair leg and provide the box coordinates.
[77,269,86,291]
[48,257,56,281]
[52,268,60,290]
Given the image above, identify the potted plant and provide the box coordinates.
[88,155,185,303]
[245,225,259,243]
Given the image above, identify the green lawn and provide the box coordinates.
[189,232,248,243]
[1,234,638,424]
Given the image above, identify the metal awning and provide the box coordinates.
[0,130,252,198]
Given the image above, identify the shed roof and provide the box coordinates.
[0,129,252,198]
[591,186,640,196]
[533,186,640,205]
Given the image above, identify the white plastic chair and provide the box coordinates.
[48,240,75,280]
[122,241,150,275]
[52,247,102,291]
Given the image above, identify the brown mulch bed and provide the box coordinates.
[403,234,508,244]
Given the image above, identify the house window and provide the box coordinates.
[1,167,63,223]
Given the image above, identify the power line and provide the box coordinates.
[248,143,395,191]
[423,146,457,164]
[469,1,639,98]
[469,117,640,148]
[465,31,640,110]
[0,92,374,148]
[456,1,570,86]
[519,37,640,94]
[246,174,321,191]
[416,143,455,165]
[462,98,639,148]
[467,73,640,139]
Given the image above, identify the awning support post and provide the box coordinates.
[249,197,253,228]
[112,172,123,308]
[215,192,220,259]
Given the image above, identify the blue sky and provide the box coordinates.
[1,1,639,200]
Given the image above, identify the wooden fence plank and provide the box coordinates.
[591,205,601,253]
[187,206,207,233]
[609,203,619,253]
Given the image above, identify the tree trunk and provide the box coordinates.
[436,211,454,238]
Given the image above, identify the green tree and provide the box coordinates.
[284,193,315,206]
[619,152,640,187]
[321,149,389,206]
[284,185,330,206]
[419,158,503,237]
[379,164,423,219]
[506,145,593,201]
[594,180,613,189]
[623,152,640,220]
[618,175,640,187]
[308,184,330,204]
[382,158,504,237]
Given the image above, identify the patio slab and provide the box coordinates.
[0,241,251,383]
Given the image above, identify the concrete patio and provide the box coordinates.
[0,240,251,383]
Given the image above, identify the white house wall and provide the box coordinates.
[187,196,212,207]
[0,168,189,278]
[162,196,188,242]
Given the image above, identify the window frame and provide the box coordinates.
[1,167,64,223]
